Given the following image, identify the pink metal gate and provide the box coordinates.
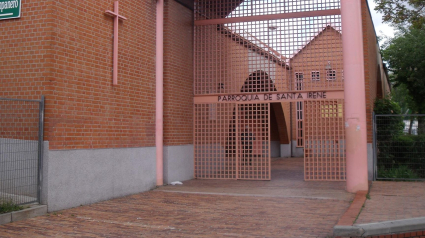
[194,0,345,181]
[194,103,270,180]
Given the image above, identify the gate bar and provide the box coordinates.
[195,9,341,26]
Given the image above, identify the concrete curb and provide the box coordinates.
[0,205,47,225]
[334,217,425,237]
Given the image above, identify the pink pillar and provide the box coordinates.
[156,0,164,186]
[341,0,369,192]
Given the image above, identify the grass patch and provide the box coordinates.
[0,199,24,214]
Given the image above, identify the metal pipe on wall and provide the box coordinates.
[156,0,164,186]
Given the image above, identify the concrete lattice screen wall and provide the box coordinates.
[194,42,291,146]
[289,27,344,142]
[194,24,292,146]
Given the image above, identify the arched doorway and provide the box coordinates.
[225,70,289,179]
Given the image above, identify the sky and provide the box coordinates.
[225,0,397,56]
[367,0,396,42]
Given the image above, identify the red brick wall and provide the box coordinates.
[362,0,380,144]
[0,0,54,101]
[1,0,160,150]
[163,0,194,146]
[0,0,55,140]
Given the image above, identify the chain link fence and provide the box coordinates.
[0,97,44,205]
[374,114,425,180]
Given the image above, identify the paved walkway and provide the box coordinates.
[0,158,354,237]
[355,181,425,224]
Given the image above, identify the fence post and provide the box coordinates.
[37,95,45,203]
[372,112,376,181]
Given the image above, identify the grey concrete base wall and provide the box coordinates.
[271,141,280,158]
[291,140,304,157]
[42,145,157,212]
[280,144,291,158]
[163,145,194,184]
[367,143,373,180]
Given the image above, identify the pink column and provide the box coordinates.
[156,0,164,186]
[341,0,369,192]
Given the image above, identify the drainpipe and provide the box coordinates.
[341,0,368,192]
[156,0,164,186]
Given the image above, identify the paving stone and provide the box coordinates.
[356,181,425,224]
[0,158,353,237]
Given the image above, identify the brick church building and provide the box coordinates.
[1,0,390,211]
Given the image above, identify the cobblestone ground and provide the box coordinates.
[355,181,425,224]
[0,158,353,238]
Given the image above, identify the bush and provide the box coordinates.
[374,97,402,115]
[0,199,23,214]
[378,165,420,180]
[378,134,425,178]
[374,98,404,142]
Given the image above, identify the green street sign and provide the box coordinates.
[0,0,20,20]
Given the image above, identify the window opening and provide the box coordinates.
[311,71,320,81]
[295,72,304,147]
[326,70,336,81]
[321,104,343,118]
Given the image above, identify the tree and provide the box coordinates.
[381,26,425,133]
[391,83,416,114]
[374,0,425,29]
[391,83,417,134]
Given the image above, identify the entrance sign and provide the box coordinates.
[193,90,344,104]
[218,91,327,102]
[0,0,20,20]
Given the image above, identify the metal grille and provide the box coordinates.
[374,114,425,180]
[194,103,270,180]
[194,0,344,181]
[194,0,341,20]
[0,97,44,205]
[194,1,343,95]
[304,100,345,181]
[237,103,270,180]
[195,103,237,179]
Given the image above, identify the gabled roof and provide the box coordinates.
[291,25,342,59]
[218,25,290,69]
